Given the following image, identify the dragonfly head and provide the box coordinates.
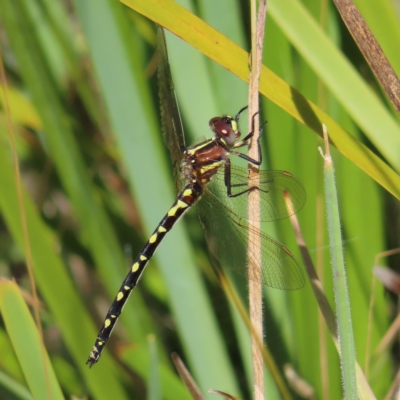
[209,106,248,147]
[209,115,240,147]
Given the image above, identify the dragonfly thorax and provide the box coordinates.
[183,138,229,187]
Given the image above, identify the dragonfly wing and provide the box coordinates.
[157,28,185,191]
[210,166,306,222]
[198,189,305,290]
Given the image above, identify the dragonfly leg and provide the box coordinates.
[231,108,267,166]
[229,148,262,166]
[234,109,258,143]
[225,160,264,198]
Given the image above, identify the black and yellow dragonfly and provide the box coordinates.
[87,29,306,367]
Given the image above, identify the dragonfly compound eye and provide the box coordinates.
[209,116,238,146]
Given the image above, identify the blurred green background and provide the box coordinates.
[0,0,399,398]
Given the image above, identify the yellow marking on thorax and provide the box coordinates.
[199,161,223,174]
[168,200,189,216]
[186,140,212,155]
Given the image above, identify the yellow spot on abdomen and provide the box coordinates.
[149,233,157,243]
[168,200,188,216]
[132,262,139,272]
[124,285,130,290]
[140,255,147,261]
[117,292,124,301]
[158,226,167,233]
[168,205,178,216]
[183,189,192,196]
[104,319,111,328]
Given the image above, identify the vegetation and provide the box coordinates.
[0,0,398,398]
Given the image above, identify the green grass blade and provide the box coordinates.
[121,344,193,400]
[353,0,400,78]
[0,369,33,400]
[320,134,357,399]
[0,279,64,400]
[269,0,400,170]
[148,335,161,400]
[0,142,128,399]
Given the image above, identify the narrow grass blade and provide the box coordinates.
[269,0,400,169]
[120,345,193,400]
[331,0,400,114]
[288,198,376,399]
[319,126,357,399]
[0,140,128,399]
[0,369,33,400]
[148,335,161,400]
[171,353,204,400]
[0,279,63,400]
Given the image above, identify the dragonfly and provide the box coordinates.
[86,29,306,367]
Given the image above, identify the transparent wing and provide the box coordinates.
[197,188,304,290]
[209,166,306,223]
[157,28,185,190]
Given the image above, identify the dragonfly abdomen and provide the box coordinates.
[86,183,202,367]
